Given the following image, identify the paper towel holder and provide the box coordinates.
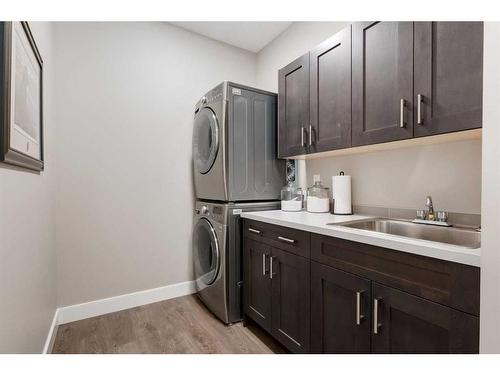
[332,171,353,215]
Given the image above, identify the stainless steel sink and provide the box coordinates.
[328,218,481,249]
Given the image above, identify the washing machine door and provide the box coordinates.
[193,107,219,175]
[193,217,220,287]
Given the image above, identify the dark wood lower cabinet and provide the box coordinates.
[243,219,480,354]
[311,261,371,353]
[243,238,272,332]
[371,282,479,354]
[271,248,310,353]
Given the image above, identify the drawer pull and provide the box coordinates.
[248,228,261,234]
[356,291,365,326]
[277,236,296,244]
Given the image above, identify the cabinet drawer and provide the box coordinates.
[243,219,310,258]
[311,234,480,316]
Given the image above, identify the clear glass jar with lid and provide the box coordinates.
[306,175,330,213]
[280,182,303,211]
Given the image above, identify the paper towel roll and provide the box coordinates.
[332,172,352,215]
[295,159,307,190]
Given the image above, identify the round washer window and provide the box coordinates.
[193,107,219,174]
[193,218,220,286]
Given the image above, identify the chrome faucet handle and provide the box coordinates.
[436,211,449,223]
[416,210,427,220]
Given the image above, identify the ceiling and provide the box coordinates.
[171,22,292,53]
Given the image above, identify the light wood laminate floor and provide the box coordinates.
[52,294,285,354]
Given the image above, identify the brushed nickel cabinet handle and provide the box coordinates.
[269,256,274,279]
[262,253,267,275]
[399,99,406,128]
[308,125,315,146]
[301,127,307,147]
[417,94,424,125]
[277,236,296,244]
[373,298,381,334]
[248,228,261,234]
[356,291,365,326]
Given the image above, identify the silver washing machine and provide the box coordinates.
[192,200,280,324]
[192,81,285,202]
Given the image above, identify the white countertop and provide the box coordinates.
[240,210,481,267]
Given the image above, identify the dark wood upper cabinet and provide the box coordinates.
[311,261,371,354]
[352,22,414,146]
[243,238,272,332]
[371,282,479,354]
[309,26,352,152]
[278,53,310,158]
[414,22,483,136]
[277,22,483,155]
[270,247,310,353]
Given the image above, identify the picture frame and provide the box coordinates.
[0,21,44,172]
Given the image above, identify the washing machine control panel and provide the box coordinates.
[209,205,224,222]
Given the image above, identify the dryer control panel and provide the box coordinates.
[201,83,224,105]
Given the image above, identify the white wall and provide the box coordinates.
[257,22,348,92]
[0,22,57,353]
[53,22,257,307]
[256,22,482,214]
[480,22,500,353]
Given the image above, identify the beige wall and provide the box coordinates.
[256,22,482,214]
[306,140,481,213]
[53,22,257,307]
[480,22,500,353]
[0,22,57,353]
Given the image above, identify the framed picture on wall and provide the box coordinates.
[0,21,44,172]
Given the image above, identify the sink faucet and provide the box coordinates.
[415,196,450,226]
[425,196,435,221]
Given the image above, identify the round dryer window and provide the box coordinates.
[193,107,219,174]
[193,218,220,286]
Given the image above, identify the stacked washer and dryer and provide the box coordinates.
[192,82,285,324]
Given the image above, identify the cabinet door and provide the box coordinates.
[414,22,483,136]
[278,53,310,158]
[270,247,310,353]
[352,22,414,146]
[243,238,272,332]
[309,26,351,152]
[371,283,479,354]
[311,262,371,353]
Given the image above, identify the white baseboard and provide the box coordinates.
[42,309,59,354]
[56,280,196,325]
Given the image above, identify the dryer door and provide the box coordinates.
[193,217,220,286]
[193,107,219,174]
